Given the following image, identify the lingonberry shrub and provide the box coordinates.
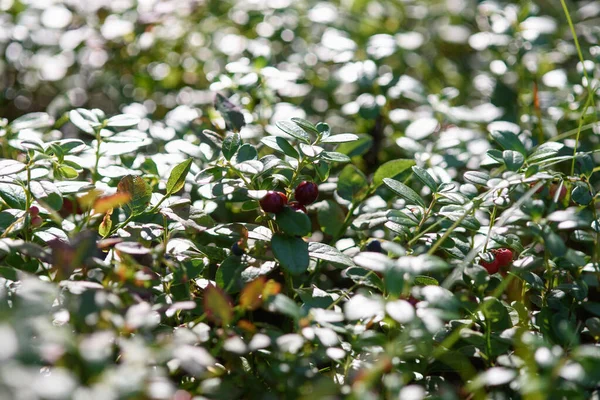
[0,3,599,398]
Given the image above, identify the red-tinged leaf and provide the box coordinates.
[240,277,266,311]
[94,192,131,214]
[117,175,152,215]
[99,210,113,237]
[262,279,282,300]
[204,284,233,326]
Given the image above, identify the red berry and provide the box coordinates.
[494,248,513,267]
[480,257,500,274]
[29,206,39,216]
[59,198,84,217]
[288,201,307,213]
[295,181,319,205]
[407,295,419,307]
[260,191,287,214]
[31,215,43,227]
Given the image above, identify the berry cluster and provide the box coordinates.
[480,248,513,274]
[259,181,319,214]
[29,206,42,227]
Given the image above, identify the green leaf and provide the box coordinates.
[30,181,63,210]
[336,134,372,158]
[267,294,303,320]
[438,205,480,231]
[316,122,330,134]
[317,200,345,236]
[261,136,300,159]
[105,114,140,128]
[222,133,241,161]
[234,143,258,163]
[275,207,311,236]
[0,182,26,209]
[463,171,490,186]
[0,160,26,176]
[575,153,594,178]
[490,130,527,155]
[481,297,512,330]
[373,159,415,188]
[308,242,354,267]
[412,166,438,192]
[543,227,567,257]
[314,159,330,181]
[414,275,439,286]
[166,159,193,195]
[345,267,384,291]
[320,151,351,163]
[583,303,600,318]
[384,266,405,297]
[215,256,243,293]
[117,175,153,215]
[8,112,54,131]
[215,93,245,132]
[290,117,320,135]
[383,178,426,207]
[276,120,310,143]
[321,134,359,143]
[528,142,564,163]
[271,234,309,275]
[69,109,99,135]
[503,150,524,171]
[55,181,95,195]
[572,183,592,205]
[337,164,368,202]
[58,165,79,180]
[203,284,233,326]
[48,139,87,155]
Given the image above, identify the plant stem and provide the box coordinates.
[559,0,597,176]
[331,187,375,244]
[559,0,594,101]
[108,213,134,237]
[427,203,474,256]
[482,205,497,253]
[93,129,102,182]
[570,89,594,176]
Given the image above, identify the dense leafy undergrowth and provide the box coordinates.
[2,1,600,400]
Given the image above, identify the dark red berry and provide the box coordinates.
[31,215,43,227]
[294,181,319,205]
[59,198,84,217]
[260,191,287,214]
[480,257,500,274]
[231,242,245,256]
[494,248,513,267]
[407,295,419,307]
[366,240,384,253]
[29,206,39,216]
[288,201,307,213]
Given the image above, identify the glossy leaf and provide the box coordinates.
[383,178,426,207]
[117,175,152,215]
[166,159,193,195]
[271,234,309,275]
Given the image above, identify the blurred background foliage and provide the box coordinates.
[2,0,599,154]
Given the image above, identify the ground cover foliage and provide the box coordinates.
[1,0,600,399]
